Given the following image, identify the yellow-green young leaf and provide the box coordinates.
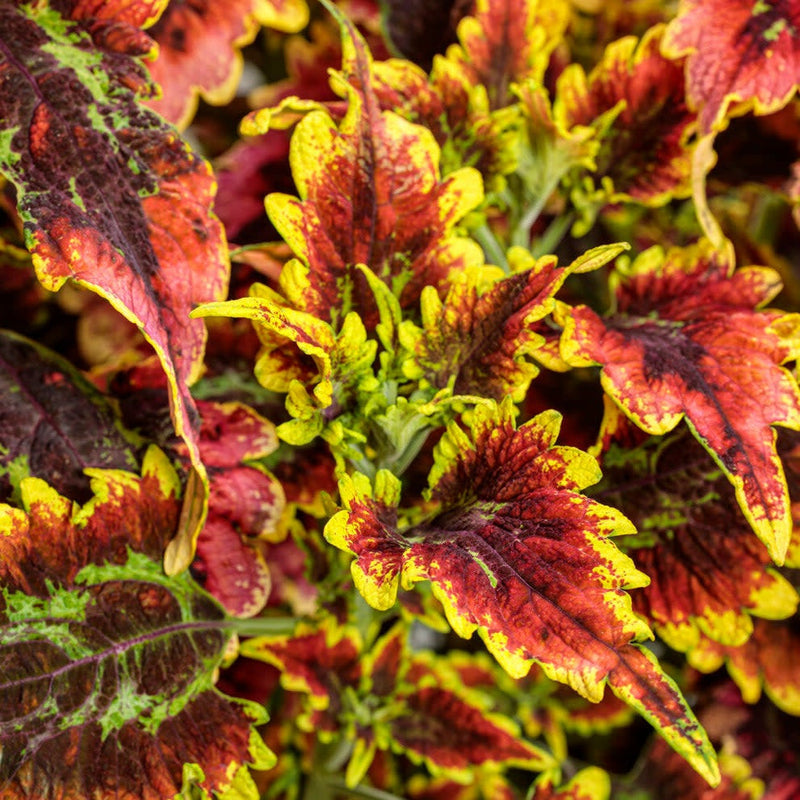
[325,400,720,786]
[0,448,274,799]
[193,297,378,446]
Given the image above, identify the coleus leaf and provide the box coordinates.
[529,768,611,800]
[0,2,231,571]
[688,616,800,715]
[399,243,628,403]
[0,447,274,799]
[193,292,380,447]
[559,240,800,564]
[243,8,484,328]
[596,431,798,652]
[662,0,800,134]
[192,401,284,618]
[145,0,310,128]
[0,329,137,505]
[449,0,569,109]
[325,399,720,785]
[555,24,696,205]
[369,54,522,193]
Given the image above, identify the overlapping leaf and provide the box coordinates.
[596,432,798,652]
[559,240,800,564]
[663,0,800,134]
[449,0,569,109]
[192,401,284,618]
[529,768,611,800]
[326,399,719,785]
[556,25,696,205]
[145,0,310,128]
[0,3,231,571]
[0,447,274,799]
[400,244,627,403]
[0,330,137,505]
[243,13,484,328]
[243,621,551,785]
[689,616,800,715]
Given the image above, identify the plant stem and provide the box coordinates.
[227,616,298,636]
[472,222,508,271]
[318,774,409,800]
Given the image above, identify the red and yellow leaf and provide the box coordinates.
[243,14,484,327]
[400,244,627,402]
[689,617,800,715]
[556,25,696,205]
[559,240,800,564]
[450,0,569,109]
[597,432,798,652]
[145,0,310,128]
[388,685,551,779]
[663,0,800,134]
[0,447,274,799]
[0,3,232,570]
[240,619,363,713]
[529,768,611,800]
[326,399,720,785]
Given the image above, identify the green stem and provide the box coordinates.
[530,211,575,258]
[318,775,409,800]
[472,223,508,271]
[511,173,563,249]
[227,616,298,637]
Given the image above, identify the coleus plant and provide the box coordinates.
[2,0,800,797]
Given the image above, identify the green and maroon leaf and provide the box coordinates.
[559,240,800,564]
[0,447,274,799]
[663,0,800,134]
[57,0,168,27]
[388,686,551,778]
[145,0,310,128]
[326,400,720,785]
[597,432,798,652]
[529,768,611,800]
[401,244,627,402]
[247,14,484,328]
[689,616,800,715]
[557,25,696,204]
[0,330,137,505]
[0,4,232,570]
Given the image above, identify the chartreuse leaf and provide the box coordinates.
[145,0,309,128]
[192,294,379,448]
[243,3,484,328]
[326,400,719,786]
[0,3,232,572]
[559,240,800,565]
[0,447,274,799]
[597,432,798,653]
[663,0,800,135]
